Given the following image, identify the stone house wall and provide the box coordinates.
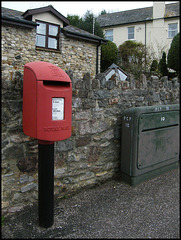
[2,24,99,81]
[1,24,180,216]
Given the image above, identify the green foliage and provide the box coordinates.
[67,15,83,28]
[81,11,94,33]
[150,59,158,72]
[94,21,104,38]
[67,11,104,38]
[1,216,5,226]
[158,51,168,76]
[101,40,118,71]
[119,40,145,64]
[100,10,107,15]
[167,33,180,75]
[118,40,150,76]
[62,194,70,199]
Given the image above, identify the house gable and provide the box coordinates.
[22,5,69,27]
[32,12,64,27]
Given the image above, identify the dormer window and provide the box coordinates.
[36,20,60,50]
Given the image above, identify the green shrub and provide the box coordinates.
[101,40,118,71]
[118,40,145,65]
[118,40,151,77]
[150,60,158,72]
[158,51,168,76]
[167,33,180,76]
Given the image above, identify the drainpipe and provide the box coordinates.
[144,21,147,71]
[96,40,102,75]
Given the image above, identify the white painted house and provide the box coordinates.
[97,1,180,59]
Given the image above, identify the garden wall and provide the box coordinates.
[2,68,180,215]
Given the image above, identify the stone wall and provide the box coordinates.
[1,23,180,216]
[2,65,180,215]
[1,24,99,83]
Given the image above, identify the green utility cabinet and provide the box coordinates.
[121,104,179,185]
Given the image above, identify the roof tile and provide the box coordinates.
[96,2,179,27]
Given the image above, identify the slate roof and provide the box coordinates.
[1,6,106,43]
[63,25,106,42]
[1,7,37,28]
[96,2,180,27]
[1,7,23,19]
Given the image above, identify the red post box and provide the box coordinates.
[23,61,72,141]
[23,61,72,228]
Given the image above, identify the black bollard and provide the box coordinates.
[38,140,54,228]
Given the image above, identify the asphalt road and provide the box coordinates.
[2,164,180,239]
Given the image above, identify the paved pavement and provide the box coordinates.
[2,164,180,239]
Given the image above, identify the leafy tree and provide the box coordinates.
[67,15,83,28]
[101,40,118,71]
[167,33,180,76]
[158,51,168,76]
[119,40,145,65]
[81,10,94,33]
[94,20,104,37]
[100,10,107,15]
[67,11,104,38]
[118,40,150,76]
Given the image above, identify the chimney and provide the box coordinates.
[153,1,165,19]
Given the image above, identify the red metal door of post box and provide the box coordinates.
[36,80,72,141]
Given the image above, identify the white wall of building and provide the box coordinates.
[103,2,179,60]
[32,12,64,27]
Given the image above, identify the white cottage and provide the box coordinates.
[97,1,180,59]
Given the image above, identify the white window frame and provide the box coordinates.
[168,23,178,38]
[128,26,135,40]
[105,29,113,41]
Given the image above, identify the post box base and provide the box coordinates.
[38,140,54,144]
[121,162,179,186]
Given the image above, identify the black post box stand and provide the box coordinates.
[38,141,54,228]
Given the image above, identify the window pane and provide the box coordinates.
[37,22,46,35]
[128,27,134,34]
[106,36,113,41]
[169,30,176,38]
[49,25,58,36]
[105,30,113,41]
[48,37,57,49]
[128,27,134,39]
[36,35,46,47]
[169,23,177,30]
[128,33,134,39]
[168,23,178,38]
[105,30,113,35]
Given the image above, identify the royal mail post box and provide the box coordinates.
[121,104,179,185]
[23,61,72,141]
